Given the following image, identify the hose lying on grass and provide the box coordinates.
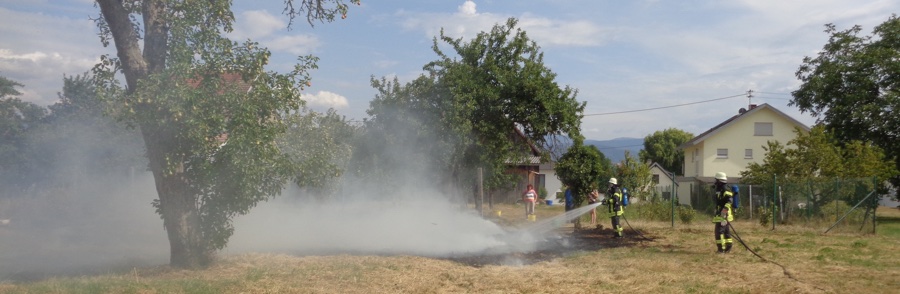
[726,221,826,292]
[620,214,652,242]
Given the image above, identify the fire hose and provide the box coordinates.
[620,213,652,241]
[725,221,825,291]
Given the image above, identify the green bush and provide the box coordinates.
[627,202,696,224]
[758,207,771,227]
[628,202,669,222]
[677,206,696,224]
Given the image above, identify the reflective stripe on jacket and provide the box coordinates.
[712,190,734,222]
[607,187,624,217]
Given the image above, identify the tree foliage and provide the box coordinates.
[27,74,145,189]
[0,76,24,98]
[354,76,460,195]
[638,128,693,175]
[278,108,356,197]
[614,151,653,202]
[555,141,606,207]
[740,125,898,192]
[92,0,358,268]
[0,77,46,196]
[362,18,585,198]
[792,15,900,188]
[0,74,144,198]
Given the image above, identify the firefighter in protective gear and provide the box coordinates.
[606,178,624,238]
[712,172,734,253]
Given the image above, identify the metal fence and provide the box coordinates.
[639,177,880,234]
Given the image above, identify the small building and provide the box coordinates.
[491,127,565,204]
[649,162,682,204]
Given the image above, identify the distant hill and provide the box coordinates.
[585,137,643,163]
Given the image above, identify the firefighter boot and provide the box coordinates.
[724,243,733,253]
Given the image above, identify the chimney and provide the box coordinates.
[749,104,758,110]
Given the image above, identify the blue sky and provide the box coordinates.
[1,0,898,140]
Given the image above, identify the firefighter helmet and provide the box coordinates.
[715,172,727,181]
[609,178,618,185]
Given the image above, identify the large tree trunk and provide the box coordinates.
[98,0,213,268]
[153,171,213,268]
[143,126,214,268]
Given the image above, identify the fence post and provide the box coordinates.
[671,183,675,228]
[749,185,753,220]
[872,177,878,235]
[808,180,814,221]
[772,174,777,230]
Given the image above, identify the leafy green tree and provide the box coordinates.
[614,151,653,202]
[425,17,585,193]
[792,15,900,188]
[355,76,458,196]
[739,140,791,184]
[92,0,358,268]
[0,77,47,197]
[361,18,585,200]
[555,140,606,208]
[278,108,356,197]
[741,125,898,207]
[0,76,24,98]
[26,74,145,187]
[639,128,693,175]
[47,74,105,120]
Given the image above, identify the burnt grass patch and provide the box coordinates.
[444,226,658,267]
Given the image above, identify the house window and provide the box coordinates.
[717,148,728,159]
[652,174,660,184]
[755,122,773,136]
[745,149,753,159]
[535,174,546,191]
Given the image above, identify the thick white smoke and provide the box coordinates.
[226,186,542,257]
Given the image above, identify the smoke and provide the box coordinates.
[223,99,563,259]
[0,173,169,281]
[226,185,544,258]
[0,115,168,281]
[0,99,568,281]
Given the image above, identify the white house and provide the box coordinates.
[649,162,683,204]
[539,162,563,203]
[676,103,809,204]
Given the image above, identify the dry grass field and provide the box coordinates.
[1,203,897,293]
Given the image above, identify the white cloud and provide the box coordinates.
[458,1,477,16]
[267,34,321,55]
[0,6,106,106]
[398,2,611,48]
[229,9,319,55]
[230,10,285,40]
[0,49,100,104]
[374,59,398,69]
[303,90,349,109]
[518,16,615,47]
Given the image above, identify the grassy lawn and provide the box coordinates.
[876,205,900,238]
[1,204,898,293]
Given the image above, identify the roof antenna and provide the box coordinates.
[746,89,754,108]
